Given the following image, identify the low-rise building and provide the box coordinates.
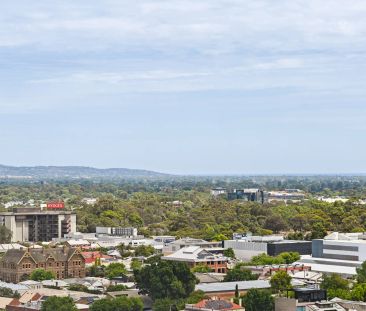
[0,247,86,283]
[162,246,228,273]
[224,235,311,260]
[267,190,305,202]
[163,237,222,255]
[96,227,138,237]
[210,188,227,197]
[293,232,366,277]
[195,280,270,299]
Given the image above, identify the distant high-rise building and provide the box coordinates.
[0,208,76,242]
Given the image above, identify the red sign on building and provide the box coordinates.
[47,202,65,209]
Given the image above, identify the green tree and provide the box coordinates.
[105,262,127,279]
[351,283,366,302]
[321,273,349,291]
[30,269,55,281]
[264,215,288,233]
[152,298,184,311]
[0,226,12,243]
[41,296,77,311]
[224,265,258,282]
[134,259,196,300]
[277,252,300,264]
[131,259,142,271]
[270,271,292,294]
[223,248,235,259]
[357,261,366,284]
[0,287,20,298]
[134,245,155,257]
[186,290,207,304]
[243,289,274,311]
[90,296,143,311]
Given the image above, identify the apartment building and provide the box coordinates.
[0,247,86,283]
[0,208,76,242]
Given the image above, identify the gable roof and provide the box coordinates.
[1,247,83,264]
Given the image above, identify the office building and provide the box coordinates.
[163,237,222,255]
[162,246,228,273]
[95,227,138,237]
[227,189,265,203]
[210,188,227,197]
[293,232,366,277]
[224,235,312,260]
[0,208,76,242]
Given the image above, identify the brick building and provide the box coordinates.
[0,247,85,283]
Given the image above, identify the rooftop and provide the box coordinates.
[162,246,227,262]
[196,280,270,293]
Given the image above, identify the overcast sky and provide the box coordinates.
[0,0,366,174]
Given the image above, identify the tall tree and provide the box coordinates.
[134,259,196,300]
[90,296,143,311]
[0,226,12,243]
[30,269,55,281]
[270,271,292,294]
[243,289,274,311]
[224,265,258,282]
[41,297,77,311]
[357,261,366,284]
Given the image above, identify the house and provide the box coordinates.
[163,237,222,255]
[0,247,86,283]
[162,246,228,273]
[185,299,244,311]
[81,251,113,265]
[0,297,13,311]
[195,280,270,299]
[18,280,43,290]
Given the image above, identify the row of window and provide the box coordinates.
[205,261,226,265]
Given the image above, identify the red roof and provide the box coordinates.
[194,299,242,310]
[82,251,113,264]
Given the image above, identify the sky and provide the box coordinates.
[0,0,366,175]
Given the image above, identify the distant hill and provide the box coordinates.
[0,165,169,180]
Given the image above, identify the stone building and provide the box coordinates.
[0,247,85,283]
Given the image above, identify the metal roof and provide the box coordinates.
[196,280,270,293]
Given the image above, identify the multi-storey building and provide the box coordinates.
[0,247,85,283]
[95,226,138,237]
[0,208,76,242]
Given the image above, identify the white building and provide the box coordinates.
[96,227,138,237]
